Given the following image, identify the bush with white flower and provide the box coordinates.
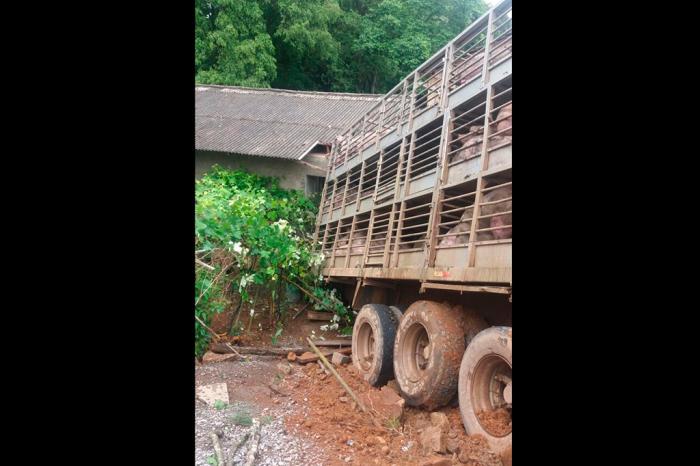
[194,167,353,357]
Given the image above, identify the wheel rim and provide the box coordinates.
[471,354,512,437]
[400,322,431,383]
[356,322,375,371]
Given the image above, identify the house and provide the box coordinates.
[195,85,381,196]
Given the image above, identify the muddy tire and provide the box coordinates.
[393,300,466,409]
[352,304,397,386]
[458,326,512,455]
[388,305,404,328]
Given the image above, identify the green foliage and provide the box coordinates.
[195,266,228,357]
[195,0,488,93]
[260,415,275,425]
[271,323,284,345]
[195,167,353,357]
[206,456,218,466]
[213,400,227,410]
[231,409,254,426]
[196,0,277,87]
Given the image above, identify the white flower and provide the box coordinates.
[249,308,255,317]
[332,314,340,323]
[320,324,329,331]
[232,242,243,254]
[330,323,339,331]
[273,219,289,231]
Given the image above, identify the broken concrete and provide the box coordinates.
[359,385,405,422]
[332,352,351,366]
[430,412,450,434]
[446,438,460,454]
[420,426,447,455]
[195,382,229,407]
[446,431,460,454]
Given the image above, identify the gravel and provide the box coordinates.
[195,357,327,466]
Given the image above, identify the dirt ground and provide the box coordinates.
[196,304,511,466]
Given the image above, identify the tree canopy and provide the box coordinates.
[195,0,488,94]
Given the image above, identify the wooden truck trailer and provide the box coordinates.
[313,0,512,455]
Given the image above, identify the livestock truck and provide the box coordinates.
[312,0,512,455]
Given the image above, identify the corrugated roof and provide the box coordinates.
[195,85,382,160]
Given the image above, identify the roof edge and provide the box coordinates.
[195,84,382,101]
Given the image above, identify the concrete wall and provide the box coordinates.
[195,150,328,194]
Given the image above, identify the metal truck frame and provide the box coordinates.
[313,0,512,456]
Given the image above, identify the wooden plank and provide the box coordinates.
[312,339,352,347]
[307,310,335,321]
[297,347,352,365]
[210,344,305,356]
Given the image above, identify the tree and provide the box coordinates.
[194,0,489,93]
[272,0,344,91]
[195,0,277,87]
[353,0,488,93]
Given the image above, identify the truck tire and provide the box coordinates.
[458,326,512,455]
[352,304,397,386]
[388,305,404,328]
[393,300,466,409]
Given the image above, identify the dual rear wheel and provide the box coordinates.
[351,300,511,454]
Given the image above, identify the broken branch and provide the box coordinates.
[196,258,215,270]
[226,432,250,466]
[292,302,311,320]
[210,432,225,466]
[306,338,367,413]
[195,314,246,360]
[243,419,262,466]
[210,343,304,356]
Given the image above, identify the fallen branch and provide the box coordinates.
[210,343,304,356]
[196,258,215,271]
[226,432,250,466]
[307,338,367,413]
[243,419,261,466]
[292,302,311,320]
[196,314,221,340]
[210,432,225,466]
[196,261,236,306]
[195,314,246,360]
[283,277,322,305]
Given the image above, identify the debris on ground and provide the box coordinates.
[476,408,512,436]
[196,382,229,407]
[420,424,447,454]
[195,308,506,466]
[332,351,351,366]
[359,385,405,422]
[276,362,292,375]
[202,351,238,364]
[457,435,503,466]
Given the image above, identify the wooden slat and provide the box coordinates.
[297,347,352,365]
